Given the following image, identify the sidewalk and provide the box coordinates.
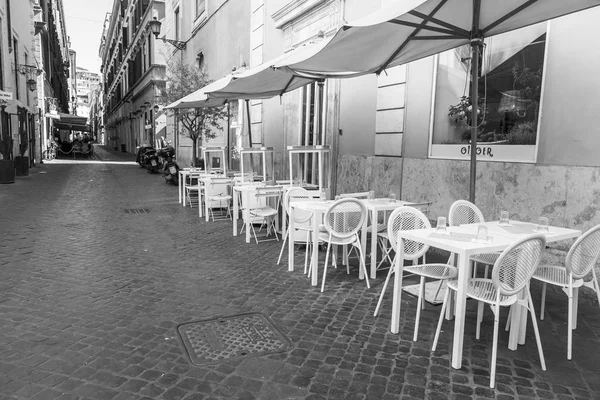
[92,144,137,162]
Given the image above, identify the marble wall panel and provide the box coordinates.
[335,155,403,198]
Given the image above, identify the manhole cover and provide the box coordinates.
[178,313,291,365]
[124,208,150,214]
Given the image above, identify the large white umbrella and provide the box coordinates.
[164,75,233,109]
[282,0,600,202]
[205,41,343,100]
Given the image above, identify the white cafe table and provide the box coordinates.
[457,221,582,350]
[359,199,413,279]
[289,199,334,286]
[391,221,581,370]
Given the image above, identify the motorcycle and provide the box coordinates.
[136,144,156,168]
[160,145,180,185]
[145,150,160,174]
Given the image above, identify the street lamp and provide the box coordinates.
[148,17,186,50]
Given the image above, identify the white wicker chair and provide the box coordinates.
[432,233,547,389]
[277,187,314,272]
[319,198,370,292]
[449,200,499,276]
[373,206,457,342]
[532,224,600,360]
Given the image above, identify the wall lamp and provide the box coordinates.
[16,63,43,76]
[148,17,186,51]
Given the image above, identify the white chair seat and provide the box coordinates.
[447,278,515,306]
[209,194,231,201]
[404,263,458,280]
[471,252,500,265]
[250,206,277,218]
[317,231,356,246]
[533,264,574,286]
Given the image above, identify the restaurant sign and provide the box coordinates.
[429,144,536,163]
[0,90,13,101]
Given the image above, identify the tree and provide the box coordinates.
[160,59,228,166]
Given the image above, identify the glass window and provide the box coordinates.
[196,0,206,18]
[430,23,547,162]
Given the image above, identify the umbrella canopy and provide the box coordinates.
[284,0,600,76]
[206,41,336,100]
[164,75,233,109]
[282,0,600,202]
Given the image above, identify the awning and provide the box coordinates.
[205,42,335,100]
[57,113,88,125]
[54,121,91,132]
[164,75,233,109]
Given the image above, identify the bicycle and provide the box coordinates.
[42,143,57,160]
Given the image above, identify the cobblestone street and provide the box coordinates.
[0,146,599,400]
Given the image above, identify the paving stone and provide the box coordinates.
[0,155,599,399]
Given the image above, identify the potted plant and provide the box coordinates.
[14,117,29,176]
[0,102,14,184]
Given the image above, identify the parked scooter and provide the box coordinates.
[136,144,156,168]
[160,145,180,185]
[145,150,160,174]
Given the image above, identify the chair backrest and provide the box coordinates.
[492,234,546,297]
[566,224,600,280]
[448,200,484,226]
[255,186,284,211]
[323,198,366,239]
[339,191,370,199]
[409,201,433,216]
[387,206,431,261]
[284,187,313,224]
[205,177,232,198]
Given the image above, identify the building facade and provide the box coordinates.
[75,66,100,120]
[99,0,167,154]
[155,0,600,235]
[0,0,70,182]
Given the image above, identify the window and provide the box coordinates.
[196,0,206,18]
[196,52,204,69]
[174,8,180,41]
[13,38,19,100]
[0,19,4,90]
[430,23,548,163]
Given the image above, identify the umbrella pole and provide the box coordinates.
[469,40,482,204]
[245,99,253,146]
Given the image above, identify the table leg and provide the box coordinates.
[245,193,251,244]
[451,253,469,369]
[391,238,405,334]
[233,190,239,236]
[288,208,295,272]
[370,209,378,279]
[178,172,183,204]
[310,211,320,286]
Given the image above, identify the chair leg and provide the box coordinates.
[505,306,512,332]
[489,303,501,389]
[432,285,451,352]
[540,282,547,320]
[567,284,573,360]
[476,301,484,340]
[321,243,332,292]
[432,280,444,303]
[306,232,312,276]
[355,242,370,289]
[527,292,547,371]
[277,231,289,265]
[413,276,426,341]
[373,259,395,317]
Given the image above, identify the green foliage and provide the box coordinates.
[507,121,537,145]
[160,59,229,161]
